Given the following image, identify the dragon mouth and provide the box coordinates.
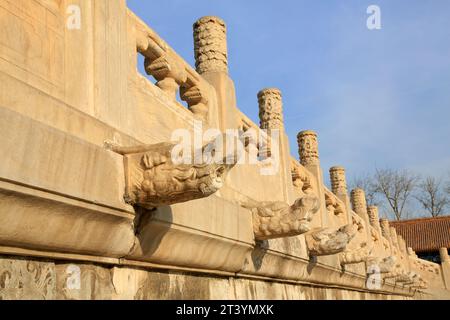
[211,178,223,190]
[297,223,312,233]
[198,166,226,194]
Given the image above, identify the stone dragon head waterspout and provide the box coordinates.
[106,134,237,209]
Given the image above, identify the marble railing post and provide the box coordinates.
[398,236,408,256]
[380,219,394,255]
[398,235,411,271]
[257,88,283,158]
[330,166,347,196]
[194,16,228,75]
[390,227,400,253]
[350,189,367,218]
[389,226,409,273]
[367,206,382,235]
[297,130,329,227]
[297,130,319,168]
[193,16,238,132]
[329,166,352,223]
[257,87,292,202]
[350,188,373,249]
[258,88,283,130]
[440,248,450,290]
[367,205,385,256]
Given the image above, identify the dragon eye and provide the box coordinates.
[216,166,225,176]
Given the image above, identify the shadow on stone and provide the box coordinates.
[307,256,317,274]
[133,205,173,258]
[251,240,269,271]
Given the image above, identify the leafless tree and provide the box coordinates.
[373,168,419,221]
[349,173,378,206]
[415,176,449,217]
[447,172,450,196]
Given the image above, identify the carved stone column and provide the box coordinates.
[297,130,328,232]
[297,130,319,167]
[257,88,283,158]
[440,248,450,290]
[330,166,347,196]
[367,206,381,234]
[193,16,228,74]
[192,16,238,134]
[297,131,335,267]
[329,166,352,223]
[350,188,373,254]
[258,88,283,130]
[350,188,367,217]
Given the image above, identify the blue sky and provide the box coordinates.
[127,0,450,186]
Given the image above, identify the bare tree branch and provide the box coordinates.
[373,168,418,220]
[349,173,379,206]
[446,172,450,196]
[414,176,449,217]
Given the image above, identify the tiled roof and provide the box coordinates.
[389,215,450,253]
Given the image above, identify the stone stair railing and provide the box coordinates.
[129,10,212,122]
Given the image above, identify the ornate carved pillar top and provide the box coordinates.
[367,206,381,232]
[350,188,367,217]
[257,88,283,130]
[193,16,228,74]
[297,130,319,166]
[329,166,347,196]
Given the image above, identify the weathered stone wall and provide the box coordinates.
[0,0,448,299]
[0,255,428,300]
